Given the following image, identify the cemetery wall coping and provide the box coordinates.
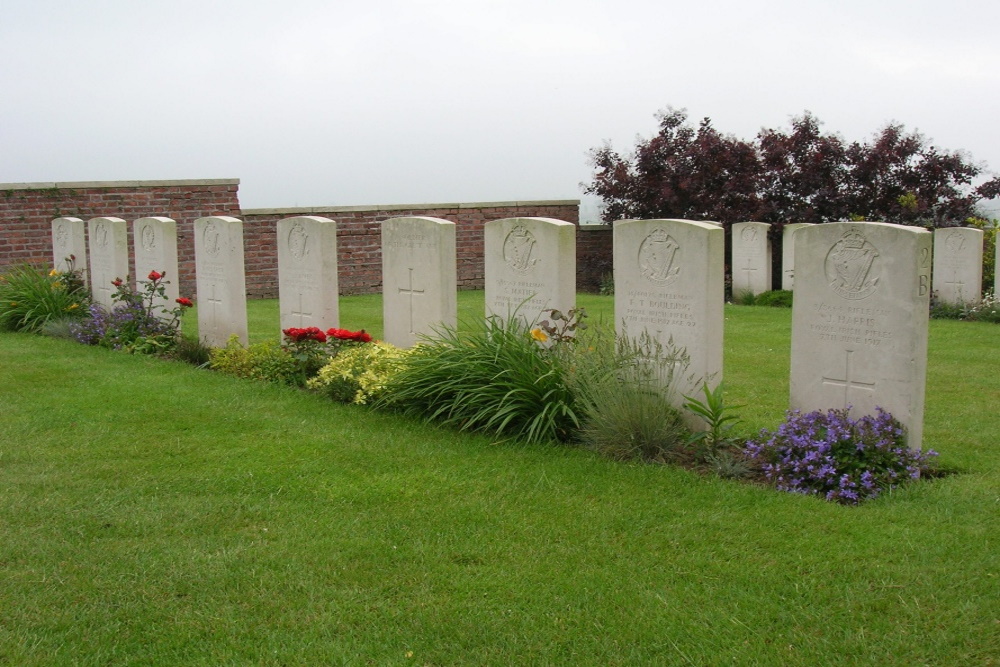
[243,200,580,215]
[0,178,240,190]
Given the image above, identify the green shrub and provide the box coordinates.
[171,335,213,367]
[379,314,582,444]
[754,290,793,308]
[209,336,301,386]
[928,291,969,320]
[308,341,413,404]
[732,289,757,306]
[965,291,1000,323]
[0,263,89,332]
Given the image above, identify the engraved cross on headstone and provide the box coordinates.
[741,257,758,287]
[290,291,312,326]
[205,283,225,336]
[945,270,965,300]
[822,349,876,408]
[398,268,425,334]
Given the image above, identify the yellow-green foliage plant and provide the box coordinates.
[208,335,301,386]
[308,341,413,404]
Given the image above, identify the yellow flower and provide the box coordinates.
[52,281,62,289]
[10,302,17,307]
[530,328,549,343]
[49,269,59,276]
[67,303,79,311]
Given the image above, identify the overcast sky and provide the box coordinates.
[2,0,998,217]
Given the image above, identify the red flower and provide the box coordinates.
[283,326,327,343]
[326,327,372,343]
[112,278,123,287]
[148,270,163,282]
[176,297,194,308]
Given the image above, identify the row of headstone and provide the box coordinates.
[730,221,988,307]
[52,214,946,449]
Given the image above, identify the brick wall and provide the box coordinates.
[241,202,580,297]
[576,225,613,293]
[0,180,241,297]
[0,180,586,298]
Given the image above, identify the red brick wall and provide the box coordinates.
[0,180,240,297]
[0,180,587,297]
[576,225,614,293]
[241,202,580,297]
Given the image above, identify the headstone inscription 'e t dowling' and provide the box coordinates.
[613,219,724,408]
[87,216,129,310]
[277,215,339,335]
[484,217,575,327]
[932,227,983,306]
[790,222,931,449]
[194,216,248,347]
[133,217,179,313]
[381,216,457,348]
[731,221,772,296]
[51,217,88,283]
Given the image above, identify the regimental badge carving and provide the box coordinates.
[55,223,69,250]
[140,224,157,252]
[288,222,310,261]
[740,226,758,243]
[503,225,538,273]
[203,221,222,257]
[945,231,966,253]
[638,228,680,285]
[94,222,109,249]
[825,228,880,300]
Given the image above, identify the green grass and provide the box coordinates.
[2,294,999,665]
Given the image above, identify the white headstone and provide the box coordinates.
[614,219,724,411]
[277,215,339,334]
[932,227,983,306]
[484,217,576,327]
[87,216,129,309]
[781,223,814,291]
[133,217,180,314]
[731,222,772,296]
[194,216,248,347]
[790,222,932,449]
[51,217,88,282]
[381,216,457,347]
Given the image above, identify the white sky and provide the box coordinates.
[2,0,998,216]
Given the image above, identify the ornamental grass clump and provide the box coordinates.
[70,271,191,354]
[379,313,581,444]
[0,260,89,333]
[743,407,938,505]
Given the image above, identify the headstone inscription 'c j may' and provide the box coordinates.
[613,218,724,407]
[133,217,180,312]
[382,216,457,348]
[790,222,932,449]
[277,215,339,335]
[87,216,129,310]
[932,227,983,306]
[51,217,88,283]
[194,216,248,347]
[484,217,575,328]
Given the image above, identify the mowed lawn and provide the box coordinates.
[1,292,998,665]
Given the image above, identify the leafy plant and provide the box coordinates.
[308,341,413,404]
[732,289,757,306]
[683,382,744,462]
[598,272,615,296]
[0,261,89,332]
[532,307,588,345]
[209,336,301,386]
[743,407,938,505]
[379,314,581,444]
[70,271,192,354]
[578,383,688,462]
[964,291,1000,323]
[754,289,793,308]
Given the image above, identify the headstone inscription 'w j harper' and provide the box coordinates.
[790,222,931,449]
[194,216,248,347]
[277,215,339,335]
[613,219,724,406]
[382,216,457,348]
[87,216,129,309]
[484,217,575,327]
